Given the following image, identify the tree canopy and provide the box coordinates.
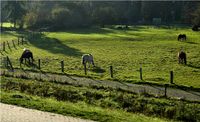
[1,1,200,30]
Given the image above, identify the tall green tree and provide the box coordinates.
[93,6,117,27]
[3,1,26,29]
[192,5,200,26]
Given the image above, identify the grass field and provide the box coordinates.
[1,26,200,88]
[1,25,200,122]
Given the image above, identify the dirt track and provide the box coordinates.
[0,103,94,122]
[2,69,200,102]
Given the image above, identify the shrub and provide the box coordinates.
[100,98,119,109]
[53,88,84,102]
[164,106,176,119]
[175,103,200,122]
[19,83,30,92]
[4,80,19,91]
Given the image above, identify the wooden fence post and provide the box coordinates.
[7,41,11,49]
[12,40,15,48]
[110,66,113,78]
[3,42,5,51]
[61,60,64,72]
[4,57,8,68]
[6,56,14,71]
[6,56,9,68]
[140,65,143,80]
[21,37,24,45]
[84,63,87,75]
[164,84,168,97]
[170,71,174,84]
[18,37,20,45]
[38,59,41,69]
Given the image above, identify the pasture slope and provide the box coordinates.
[1,25,200,122]
[1,26,200,88]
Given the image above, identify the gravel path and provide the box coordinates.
[0,103,94,122]
[2,69,200,102]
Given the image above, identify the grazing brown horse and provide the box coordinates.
[20,48,34,65]
[178,34,186,41]
[178,51,187,65]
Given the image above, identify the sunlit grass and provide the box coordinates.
[1,26,200,88]
[0,22,14,28]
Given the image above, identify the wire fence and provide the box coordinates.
[1,56,175,85]
[0,37,28,52]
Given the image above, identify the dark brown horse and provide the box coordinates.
[20,49,34,65]
[178,51,187,65]
[178,34,186,41]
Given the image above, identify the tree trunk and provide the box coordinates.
[14,20,16,29]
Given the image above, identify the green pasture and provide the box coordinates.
[1,26,200,88]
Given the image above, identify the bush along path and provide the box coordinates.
[1,69,200,102]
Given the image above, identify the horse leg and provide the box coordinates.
[184,58,187,65]
[91,60,95,67]
[31,57,34,64]
[28,58,31,65]
[181,59,184,64]
[25,58,27,65]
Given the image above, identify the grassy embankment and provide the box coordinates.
[2,76,200,122]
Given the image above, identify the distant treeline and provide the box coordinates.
[1,1,200,30]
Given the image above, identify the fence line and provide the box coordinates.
[1,56,177,84]
[0,36,27,51]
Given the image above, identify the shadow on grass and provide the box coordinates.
[184,41,199,45]
[64,26,144,35]
[145,77,166,82]
[187,64,200,69]
[65,27,113,34]
[1,31,20,37]
[91,66,106,73]
[20,62,39,69]
[25,32,83,57]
